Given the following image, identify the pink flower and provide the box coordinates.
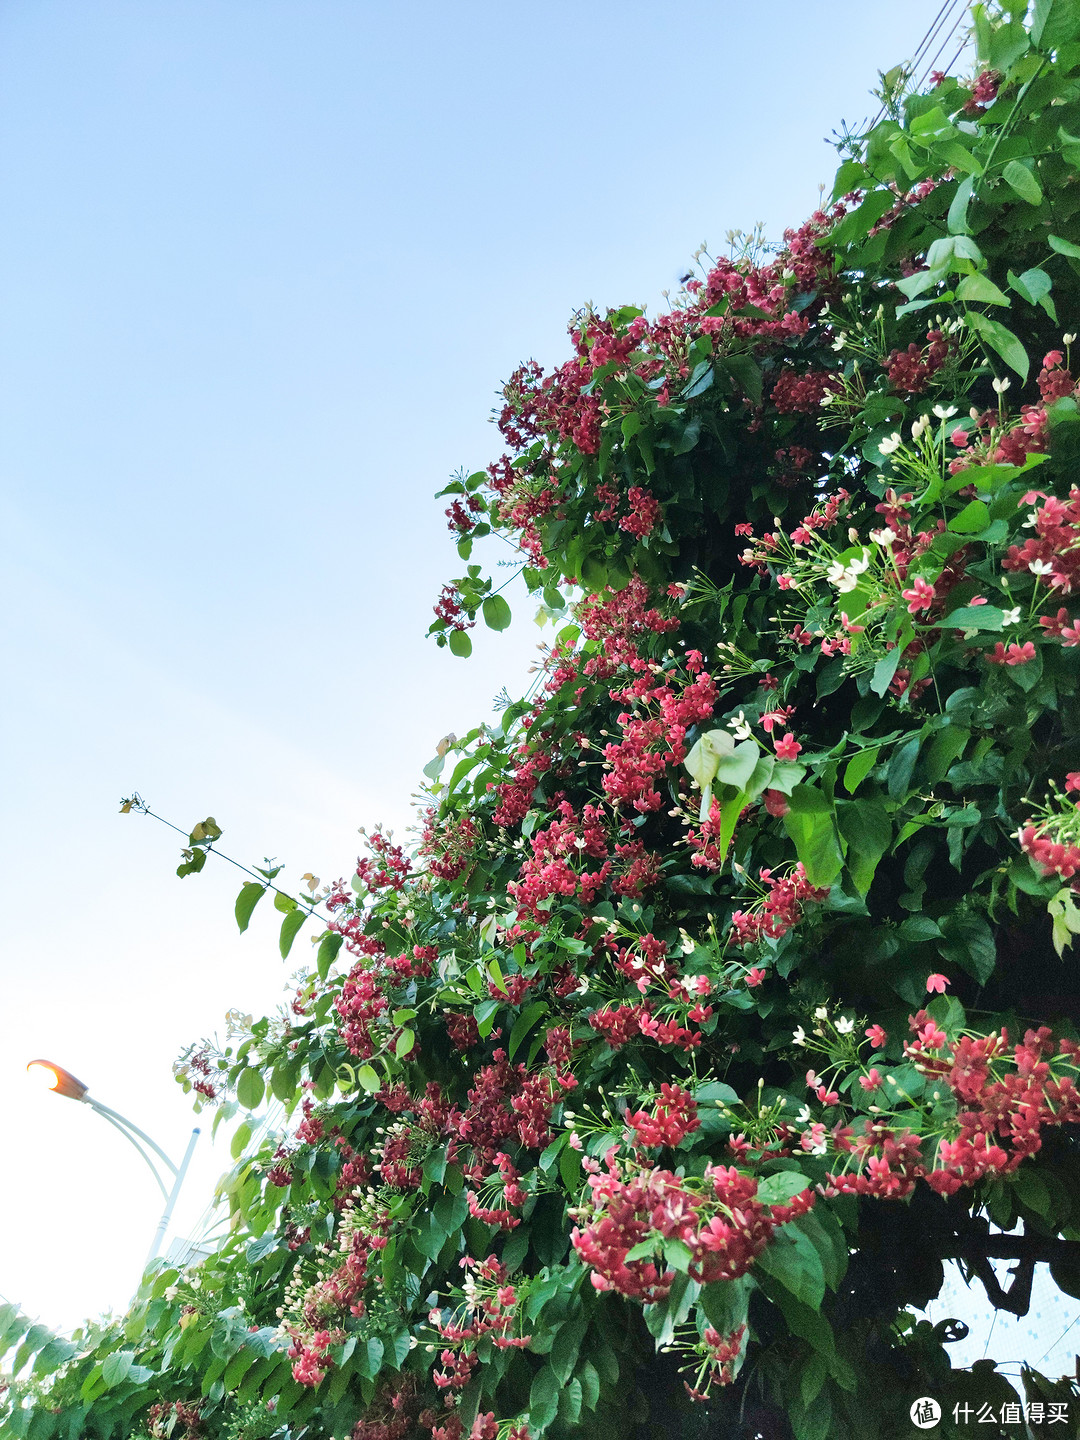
[763,788,789,818]
[745,968,766,988]
[761,706,795,734]
[901,576,935,615]
[1066,773,1080,794]
[865,1024,888,1048]
[926,973,949,994]
[1062,623,1080,647]
[773,733,802,761]
[988,641,1037,665]
[859,1068,883,1092]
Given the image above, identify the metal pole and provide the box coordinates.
[84,1097,180,1179]
[145,1127,200,1268]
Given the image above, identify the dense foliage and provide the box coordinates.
[8,3,1080,1436]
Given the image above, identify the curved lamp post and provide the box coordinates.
[27,1059,200,1269]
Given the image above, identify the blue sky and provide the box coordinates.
[0,0,957,1330]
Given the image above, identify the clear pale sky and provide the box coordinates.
[2,0,963,1333]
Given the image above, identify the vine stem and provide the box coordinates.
[121,797,325,925]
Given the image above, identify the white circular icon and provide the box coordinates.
[910,1397,941,1429]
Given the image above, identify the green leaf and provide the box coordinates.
[782,788,844,888]
[713,739,763,791]
[482,594,512,631]
[755,1225,826,1308]
[236,1068,265,1111]
[557,1376,583,1428]
[836,799,893,894]
[578,1359,601,1411]
[101,1351,134,1388]
[682,362,714,399]
[448,627,473,658]
[395,1028,416,1058]
[940,910,997,983]
[279,908,307,959]
[1032,0,1080,52]
[756,1171,813,1205]
[871,647,902,698]
[966,310,1030,382]
[956,273,1010,307]
[1008,266,1054,312]
[947,174,974,235]
[1049,232,1080,259]
[549,1321,586,1384]
[888,734,922,800]
[1002,159,1043,207]
[317,931,343,980]
[235,882,266,934]
[356,1065,380,1093]
[683,728,735,793]
[359,1336,384,1380]
[508,1001,548,1060]
[949,498,991,533]
[942,603,1004,630]
[530,1365,561,1432]
[842,747,879,794]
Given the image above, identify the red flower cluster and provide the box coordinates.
[1018,821,1080,884]
[571,1154,812,1300]
[602,665,719,814]
[883,327,951,394]
[578,575,678,678]
[730,864,829,948]
[355,829,412,892]
[626,1083,700,1148]
[770,367,839,415]
[1002,477,1080,600]
[419,808,478,882]
[433,583,474,633]
[289,1329,334,1387]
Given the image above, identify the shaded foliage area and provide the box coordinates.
[7,4,1080,1438]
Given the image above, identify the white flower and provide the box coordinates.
[813,1005,829,1021]
[728,710,753,741]
[932,404,958,420]
[826,551,870,594]
[836,1015,855,1035]
[792,1026,807,1046]
[576,976,590,995]
[878,433,903,455]
[992,376,1011,394]
[1029,559,1054,577]
[870,526,896,546]
[1001,606,1022,626]
[911,414,931,441]
[831,332,848,351]
[1023,510,1040,529]
[796,1105,812,1124]
[1065,333,1077,345]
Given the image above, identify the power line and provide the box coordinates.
[865,0,972,134]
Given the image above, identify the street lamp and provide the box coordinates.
[27,1059,200,1269]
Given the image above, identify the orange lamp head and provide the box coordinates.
[27,1059,89,1101]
